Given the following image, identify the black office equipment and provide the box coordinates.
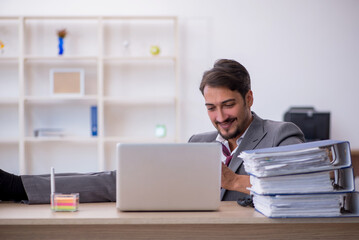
[284,107,330,141]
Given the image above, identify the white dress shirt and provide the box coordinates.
[215,125,251,164]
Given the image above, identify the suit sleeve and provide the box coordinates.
[21,171,116,204]
[274,122,305,146]
[187,131,218,143]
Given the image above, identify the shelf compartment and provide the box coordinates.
[0,98,18,105]
[0,138,19,144]
[103,96,175,105]
[0,105,19,139]
[0,18,19,58]
[24,59,98,97]
[103,56,176,61]
[25,136,97,143]
[0,61,19,98]
[24,103,97,138]
[0,57,18,61]
[103,59,175,99]
[24,18,98,57]
[104,104,176,140]
[103,18,176,58]
[24,95,97,105]
[0,143,19,175]
[103,141,118,171]
[24,56,98,60]
[25,141,98,174]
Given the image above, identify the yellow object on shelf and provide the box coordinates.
[0,40,4,51]
[150,45,160,56]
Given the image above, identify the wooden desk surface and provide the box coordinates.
[1,201,359,240]
[0,201,359,225]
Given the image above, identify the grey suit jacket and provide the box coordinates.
[188,112,305,201]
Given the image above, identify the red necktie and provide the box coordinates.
[221,144,233,166]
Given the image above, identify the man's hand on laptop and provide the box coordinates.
[221,163,250,194]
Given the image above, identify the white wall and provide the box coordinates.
[2,0,359,148]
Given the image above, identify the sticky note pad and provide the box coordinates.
[51,193,79,212]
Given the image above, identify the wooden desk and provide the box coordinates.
[0,202,359,240]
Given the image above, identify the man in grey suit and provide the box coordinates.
[0,59,304,204]
[188,59,304,201]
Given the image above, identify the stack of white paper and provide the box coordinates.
[249,171,333,195]
[253,194,342,218]
[240,140,355,218]
[242,147,331,177]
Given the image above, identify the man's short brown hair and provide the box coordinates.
[200,59,251,99]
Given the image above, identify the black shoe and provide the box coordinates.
[0,169,28,201]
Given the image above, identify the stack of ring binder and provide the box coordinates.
[240,140,359,218]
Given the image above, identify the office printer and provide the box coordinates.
[284,107,330,142]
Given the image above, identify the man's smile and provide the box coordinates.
[216,118,236,130]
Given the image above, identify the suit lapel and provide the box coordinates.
[220,112,267,200]
[230,113,267,172]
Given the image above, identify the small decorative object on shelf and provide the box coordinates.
[0,40,4,54]
[150,45,160,56]
[57,29,67,55]
[155,124,166,138]
[50,68,85,97]
[123,40,130,49]
[122,40,130,56]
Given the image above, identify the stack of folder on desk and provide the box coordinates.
[240,140,359,218]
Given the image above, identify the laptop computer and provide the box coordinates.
[116,142,221,211]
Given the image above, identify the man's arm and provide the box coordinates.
[221,121,304,195]
[221,163,250,194]
[21,171,117,204]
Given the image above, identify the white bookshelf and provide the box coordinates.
[0,16,179,174]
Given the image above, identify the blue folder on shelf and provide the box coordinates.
[91,106,98,136]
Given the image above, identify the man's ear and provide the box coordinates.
[245,90,253,107]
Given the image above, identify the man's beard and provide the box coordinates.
[216,118,243,140]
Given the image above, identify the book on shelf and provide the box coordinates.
[240,140,359,218]
[34,128,65,137]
